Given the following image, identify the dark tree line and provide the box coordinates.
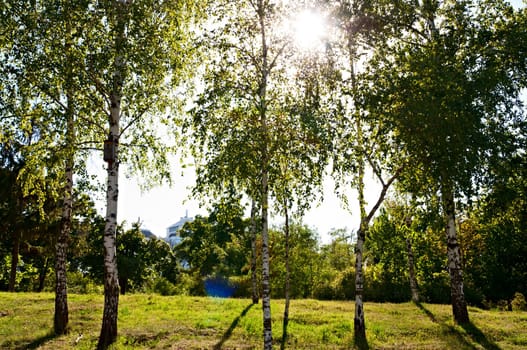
[2,186,525,311]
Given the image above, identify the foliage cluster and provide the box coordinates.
[1,182,527,308]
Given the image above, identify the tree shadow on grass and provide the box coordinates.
[414,301,437,322]
[414,302,501,350]
[414,302,476,349]
[461,321,501,350]
[214,303,254,350]
[280,317,288,350]
[13,331,57,350]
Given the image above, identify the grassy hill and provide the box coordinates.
[0,292,526,349]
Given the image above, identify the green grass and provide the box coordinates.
[0,293,526,349]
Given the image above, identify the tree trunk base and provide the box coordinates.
[54,298,69,335]
[452,301,470,324]
[354,311,368,349]
[97,283,119,350]
[354,317,366,340]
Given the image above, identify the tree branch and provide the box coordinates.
[120,107,148,137]
[365,164,404,225]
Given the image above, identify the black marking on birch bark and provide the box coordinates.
[447,242,459,249]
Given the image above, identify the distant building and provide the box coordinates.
[140,229,156,240]
[166,213,193,248]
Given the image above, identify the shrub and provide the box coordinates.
[326,268,355,300]
[464,285,485,307]
[229,275,252,298]
[497,299,510,311]
[420,271,450,304]
[481,299,494,310]
[364,265,410,303]
[153,277,177,296]
[511,292,527,311]
[66,271,103,294]
[173,271,205,296]
[313,283,336,300]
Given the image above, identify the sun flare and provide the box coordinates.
[292,9,326,50]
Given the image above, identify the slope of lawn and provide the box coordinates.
[0,292,526,349]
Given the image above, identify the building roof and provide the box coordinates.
[140,229,156,239]
[167,215,193,236]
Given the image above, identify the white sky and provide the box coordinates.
[511,0,525,8]
[110,162,373,245]
[88,150,383,244]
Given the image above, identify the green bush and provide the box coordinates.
[363,265,410,302]
[335,268,356,300]
[497,299,510,311]
[153,277,178,296]
[173,271,205,296]
[312,282,336,300]
[66,271,103,294]
[511,292,526,311]
[481,298,494,310]
[229,275,252,298]
[464,285,485,307]
[311,268,356,301]
[420,271,450,304]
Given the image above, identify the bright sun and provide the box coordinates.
[292,9,326,50]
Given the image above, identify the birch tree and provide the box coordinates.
[362,0,527,324]
[190,1,330,347]
[274,58,331,345]
[97,1,127,346]
[2,0,126,342]
[190,1,282,343]
[404,222,420,303]
[55,2,77,332]
[85,1,201,347]
[322,0,406,340]
[0,0,97,334]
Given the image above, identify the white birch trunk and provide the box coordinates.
[257,0,272,347]
[55,163,71,334]
[54,112,72,335]
[98,1,129,348]
[351,117,401,341]
[405,236,420,303]
[354,89,367,340]
[260,117,272,349]
[442,185,469,323]
[354,225,366,339]
[281,201,291,350]
[98,95,121,350]
[261,164,272,350]
[250,200,259,304]
[54,16,74,335]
